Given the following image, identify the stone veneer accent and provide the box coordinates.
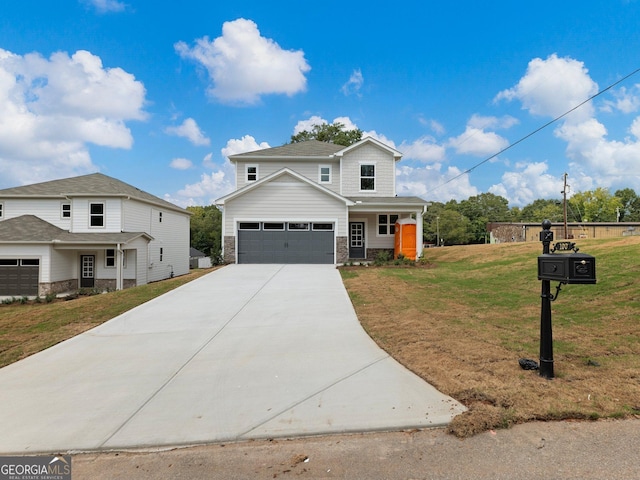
[364,248,395,262]
[336,236,349,264]
[224,236,236,264]
[39,278,136,296]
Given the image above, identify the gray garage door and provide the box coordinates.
[237,222,334,264]
[0,259,39,296]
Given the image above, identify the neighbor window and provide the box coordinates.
[61,203,71,218]
[246,165,258,182]
[378,214,399,235]
[105,249,116,267]
[360,164,375,191]
[319,165,331,184]
[0,202,3,218]
[90,203,105,227]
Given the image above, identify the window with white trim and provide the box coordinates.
[319,165,331,184]
[105,249,126,268]
[360,164,375,191]
[378,214,399,236]
[0,202,3,219]
[246,165,258,182]
[61,202,71,219]
[160,247,164,262]
[89,203,105,227]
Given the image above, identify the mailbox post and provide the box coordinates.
[537,220,596,379]
[539,220,554,378]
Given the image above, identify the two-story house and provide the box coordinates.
[215,137,428,264]
[0,173,191,297]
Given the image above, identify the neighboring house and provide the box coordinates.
[0,173,191,297]
[190,247,212,269]
[215,137,428,264]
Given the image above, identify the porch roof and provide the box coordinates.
[0,215,153,245]
[347,196,430,211]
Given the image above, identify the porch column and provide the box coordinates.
[416,209,424,258]
[116,243,123,290]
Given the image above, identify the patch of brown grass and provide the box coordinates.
[341,238,640,437]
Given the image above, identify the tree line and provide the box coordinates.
[424,188,640,245]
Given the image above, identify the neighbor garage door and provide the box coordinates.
[237,222,334,264]
[0,259,39,296]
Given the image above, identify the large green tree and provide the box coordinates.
[290,122,363,146]
[517,199,564,222]
[188,205,222,263]
[614,188,639,221]
[568,188,623,222]
[457,193,511,243]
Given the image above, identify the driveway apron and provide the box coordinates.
[0,265,465,454]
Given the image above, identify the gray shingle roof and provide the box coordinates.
[229,140,345,159]
[0,173,187,213]
[0,215,152,244]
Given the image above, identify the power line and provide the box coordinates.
[426,66,640,196]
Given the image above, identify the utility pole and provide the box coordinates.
[562,173,568,240]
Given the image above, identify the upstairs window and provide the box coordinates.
[319,165,331,184]
[378,214,399,236]
[159,211,163,223]
[61,203,71,219]
[160,247,164,262]
[90,203,105,227]
[0,202,3,219]
[360,164,375,191]
[246,165,258,182]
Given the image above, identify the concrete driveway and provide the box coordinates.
[0,264,465,454]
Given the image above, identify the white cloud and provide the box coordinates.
[170,158,193,170]
[221,135,270,159]
[341,69,363,96]
[165,118,210,146]
[488,161,563,206]
[0,48,146,187]
[398,136,446,163]
[175,18,310,105]
[601,84,640,114]
[495,53,598,123]
[395,163,479,202]
[448,126,509,156]
[81,0,127,13]
[293,115,327,135]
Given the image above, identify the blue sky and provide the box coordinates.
[1,0,640,207]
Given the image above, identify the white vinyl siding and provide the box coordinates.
[235,160,341,193]
[224,175,347,237]
[148,208,190,282]
[71,198,122,232]
[340,143,396,197]
[0,199,72,230]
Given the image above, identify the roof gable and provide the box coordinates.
[216,168,354,205]
[335,136,403,160]
[0,173,188,214]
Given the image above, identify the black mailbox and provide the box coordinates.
[538,252,596,284]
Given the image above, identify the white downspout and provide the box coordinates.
[116,243,123,290]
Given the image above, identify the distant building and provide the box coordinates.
[487,222,640,244]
